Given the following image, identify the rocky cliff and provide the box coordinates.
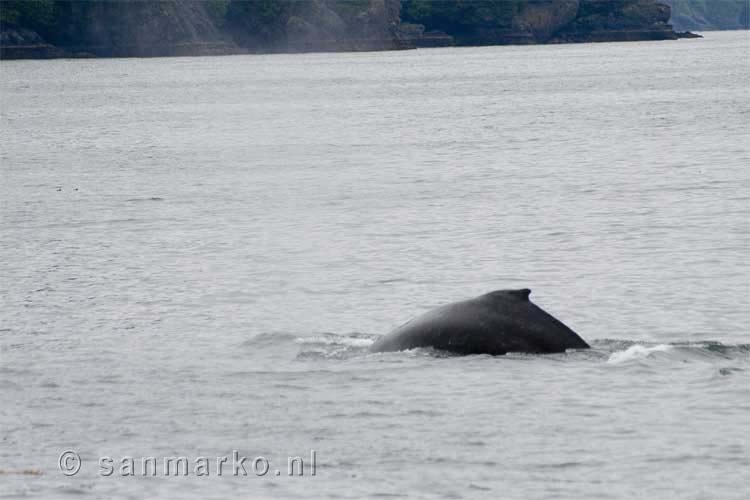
[401,0,679,45]
[1,0,688,59]
[550,0,678,42]
[225,0,407,52]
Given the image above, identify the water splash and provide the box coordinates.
[607,344,673,364]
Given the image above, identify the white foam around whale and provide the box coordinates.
[296,335,375,348]
[607,344,673,364]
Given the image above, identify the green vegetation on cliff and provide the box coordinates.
[400,0,675,44]
[401,0,523,34]
[223,0,400,49]
[1,0,403,54]
[1,0,55,31]
[0,0,700,59]
[1,1,233,47]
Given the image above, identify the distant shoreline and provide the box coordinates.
[3,0,727,61]
[0,30,705,61]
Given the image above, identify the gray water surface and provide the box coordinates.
[1,31,749,499]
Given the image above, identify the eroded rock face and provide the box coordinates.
[0,26,45,46]
[351,0,403,50]
[399,0,679,47]
[511,0,677,43]
[551,0,677,42]
[513,0,580,42]
[234,0,406,52]
[0,26,64,59]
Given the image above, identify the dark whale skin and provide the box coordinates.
[371,289,589,355]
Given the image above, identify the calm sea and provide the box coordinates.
[1,31,749,499]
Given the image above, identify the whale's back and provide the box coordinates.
[371,289,589,355]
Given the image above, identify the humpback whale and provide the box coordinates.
[371,289,589,355]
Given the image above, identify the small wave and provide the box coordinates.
[296,335,374,348]
[0,469,42,476]
[126,196,164,202]
[295,333,377,360]
[717,367,743,376]
[468,484,491,491]
[607,344,673,364]
[240,331,377,360]
[240,332,298,347]
[600,340,750,365]
[240,332,749,365]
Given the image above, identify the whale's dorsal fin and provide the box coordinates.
[486,288,531,301]
[507,288,531,301]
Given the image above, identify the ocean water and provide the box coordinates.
[1,31,749,499]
